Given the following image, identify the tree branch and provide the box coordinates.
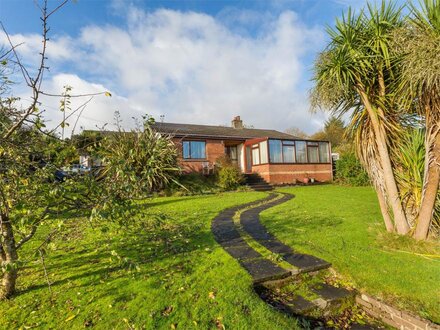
[16,208,49,250]
[1,0,71,140]
[46,0,69,19]
[40,91,108,98]
[0,23,32,86]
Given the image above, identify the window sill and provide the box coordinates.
[181,159,208,162]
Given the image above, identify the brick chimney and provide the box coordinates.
[231,116,243,129]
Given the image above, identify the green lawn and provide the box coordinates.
[2,186,439,329]
[1,191,298,330]
[261,185,440,323]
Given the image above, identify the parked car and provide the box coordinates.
[54,169,70,182]
[64,164,91,175]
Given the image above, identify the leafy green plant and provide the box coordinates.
[0,6,181,299]
[394,130,425,225]
[335,153,370,186]
[165,173,219,196]
[98,113,181,196]
[216,156,244,191]
[394,129,440,235]
[311,1,412,235]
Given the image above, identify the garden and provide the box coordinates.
[1,0,439,329]
[0,186,438,329]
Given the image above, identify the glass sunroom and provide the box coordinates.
[244,138,331,172]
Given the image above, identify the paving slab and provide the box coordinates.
[212,214,233,223]
[259,240,294,255]
[212,228,242,244]
[240,212,278,241]
[284,294,317,314]
[218,237,248,248]
[239,258,291,284]
[282,253,331,273]
[211,221,235,233]
[224,245,262,260]
[310,283,354,302]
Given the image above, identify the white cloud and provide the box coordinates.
[36,74,144,136]
[4,6,328,135]
[0,33,78,71]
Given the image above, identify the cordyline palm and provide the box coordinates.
[311,2,411,234]
[394,0,440,239]
[348,108,395,232]
[394,129,426,227]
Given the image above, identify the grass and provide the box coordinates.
[1,191,301,330]
[2,185,438,328]
[261,185,440,323]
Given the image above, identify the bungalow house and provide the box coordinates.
[152,116,332,185]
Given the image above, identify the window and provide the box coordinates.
[226,146,238,160]
[268,139,297,163]
[295,141,307,163]
[260,141,268,164]
[182,141,206,159]
[307,142,319,163]
[269,140,282,163]
[283,144,295,163]
[252,147,260,165]
[266,139,328,164]
[319,142,330,163]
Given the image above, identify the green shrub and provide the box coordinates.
[166,173,219,196]
[335,153,370,186]
[218,165,243,190]
[215,156,244,190]
[99,115,181,194]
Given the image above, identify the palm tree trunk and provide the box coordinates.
[414,129,440,240]
[357,88,410,234]
[376,187,395,232]
[0,213,18,300]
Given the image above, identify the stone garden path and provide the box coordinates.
[211,192,377,329]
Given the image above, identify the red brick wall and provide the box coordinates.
[172,138,332,183]
[250,164,271,182]
[251,163,332,184]
[173,138,225,173]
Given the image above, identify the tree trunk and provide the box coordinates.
[414,129,440,240]
[0,213,18,299]
[357,88,410,234]
[376,127,410,234]
[376,187,395,232]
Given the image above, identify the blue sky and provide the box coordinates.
[0,0,404,134]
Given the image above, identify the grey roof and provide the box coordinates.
[151,122,299,140]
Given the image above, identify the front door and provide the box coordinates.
[245,146,252,173]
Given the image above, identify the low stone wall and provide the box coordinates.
[356,294,440,330]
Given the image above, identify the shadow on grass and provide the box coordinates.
[19,223,217,296]
[137,196,205,209]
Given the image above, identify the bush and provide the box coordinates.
[218,166,243,190]
[216,156,244,190]
[335,153,370,186]
[99,115,181,195]
[165,173,219,196]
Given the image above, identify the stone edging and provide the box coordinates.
[356,294,440,330]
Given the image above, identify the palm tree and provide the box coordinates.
[395,0,440,239]
[311,2,410,234]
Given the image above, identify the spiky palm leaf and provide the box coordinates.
[311,1,410,233]
[394,129,425,226]
[393,0,440,238]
